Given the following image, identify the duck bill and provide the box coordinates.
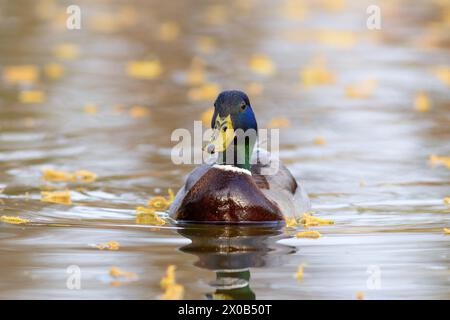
[207,114,234,153]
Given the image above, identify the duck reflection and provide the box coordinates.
[176,224,295,300]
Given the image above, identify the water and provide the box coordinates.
[0,0,449,299]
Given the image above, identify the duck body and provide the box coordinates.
[169,90,310,224]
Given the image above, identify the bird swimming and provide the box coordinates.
[169,90,310,224]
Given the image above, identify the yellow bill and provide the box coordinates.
[207,114,234,153]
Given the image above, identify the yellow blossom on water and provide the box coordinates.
[415,92,431,112]
[356,291,365,300]
[158,21,180,42]
[317,30,357,48]
[268,117,290,129]
[250,55,276,76]
[160,265,176,289]
[428,155,450,169]
[188,83,220,101]
[246,82,264,96]
[88,13,120,33]
[432,66,450,87]
[0,216,30,225]
[148,197,169,211]
[42,168,73,182]
[284,216,298,227]
[73,170,97,183]
[301,56,335,87]
[186,58,206,85]
[126,60,162,80]
[161,283,184,300]
[53,43,79,60]
[204,4,228,26]
[345,79,378,99]
[109,266,138,280]
[19,90,46,104]
[197,36,217,54]
[322,0,346,12]
[313,137,327,146]
[444,197,450,205]
[300,212,334,227]
[136,189,173,225]
[96,241,120,250]
[41,190,72,205]
[160,265,184,300]
[280,0,307,20]
[84,103,97,115]
[201,108,214,126]
[296,265,304,281]
[136,211,166,226]
[3,65,39,84]
[443,228,450,235]
[296,230,322,239]
[44,63,64,79]
[129,106,150,118]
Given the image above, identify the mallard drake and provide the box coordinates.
[169,90,310,224]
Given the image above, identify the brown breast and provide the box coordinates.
[174,167,283,223]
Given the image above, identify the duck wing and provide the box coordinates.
[250,149,311,218]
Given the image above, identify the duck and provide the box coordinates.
[169,90,310,224]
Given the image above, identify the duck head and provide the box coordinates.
[206,90,258,171]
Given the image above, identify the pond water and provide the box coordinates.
[0,0,449,299]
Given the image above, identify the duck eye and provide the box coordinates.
[222,126,228,132]
[240,103,246,111]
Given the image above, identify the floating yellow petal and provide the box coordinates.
[129,106,150,118]
[136,211,166,226]
[0,215,30,225]
[268,117,290,129]
[317,31,357,48]
[444,228,450,235]
[161,283,184,300]
[160,265,184,300]
[444,197,450,205]
[96,241,120,250]
[284,216,298,228]
[197,36,217,54]
[296,265,304,281]
[301,56,335,87]
[19,90,45,104]
[432,66,450,87]
[201,108,214,126]
[3,65,39,84]
[188,83,220,101]
[42,168,73,182]
[346,79,378,99]
[300,213,334,227]
[246,82,264,96]
[126,60,162,80]
[280,0,307,20]
[415,92,431,112]
[44,63,64,79]
[158,21,180,42]
[313,137,327,146]
[250,55,276,76]
[296,230,322,239]
[160,265,176,289]
[84,103,97,115]
[186,58,206,86]
[109,266,138,279]
[53,43,79,60]
[429,155,450,169]
[41,190,72,205]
